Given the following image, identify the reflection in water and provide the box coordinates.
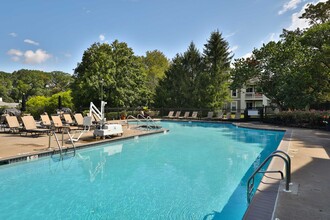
[77,144,123,182]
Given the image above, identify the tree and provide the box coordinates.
[48,71,73,94]
[155,54,184,107]
[300,0,330,25]
[142,50,169,103]
[231,1,330,110]
[0,71,14,102]
[201,30,232,108]
[72,41,150,108]
[155,42,204,108]
[10,69,51,101]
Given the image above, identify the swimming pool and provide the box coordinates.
[0,121,284,219]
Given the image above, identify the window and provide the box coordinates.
[246,87,254,93]
[246,101,253,109]
[231,101,237,112]
[231,90,237,97]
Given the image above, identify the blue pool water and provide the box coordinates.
[0,121,284,219]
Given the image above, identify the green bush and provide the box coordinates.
[264,110,330,129]
[26,90,74,118]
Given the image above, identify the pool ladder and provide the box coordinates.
[247,150,291,204]
[126,114,161,130]
[48,127,76,160]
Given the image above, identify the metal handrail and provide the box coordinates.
[137,114,160,129]
[126,115,141,128]
[126,115,161,130]
[247,151,291,203]
[50,127,76,160]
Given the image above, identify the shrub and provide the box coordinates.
[26,90,74,118]
[264,110,330,129]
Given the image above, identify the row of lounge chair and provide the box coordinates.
[164,111,198,119]
[164,111,242,120]
[3,113,90,136]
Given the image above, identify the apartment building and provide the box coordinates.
[229,85,269,113]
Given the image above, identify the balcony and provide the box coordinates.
[245,92,263,100]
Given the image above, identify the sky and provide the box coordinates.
[0,0,326,74]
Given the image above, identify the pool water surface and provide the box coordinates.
[0,121,284,219]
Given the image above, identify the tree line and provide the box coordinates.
[1,1,329,113]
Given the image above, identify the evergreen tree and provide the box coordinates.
[201,30,232,108]
[154,43,203,108]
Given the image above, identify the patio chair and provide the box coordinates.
[74,113,84,126]
[202,112,214,120]
[21,115,51,136]
[5,115,22,133]
[188,111,198,119]
[164,111,174,118]
[174,111,181,118]
[180,111,190,119]
[40,114,52,128]
[213,111,223,120]
[63,113,75,125]
[51,115,78,132]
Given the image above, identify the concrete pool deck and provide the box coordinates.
[0,123,168,163]
[0,121,329,219]
[238,122,330,220]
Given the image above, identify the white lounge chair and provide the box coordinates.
[164,111,174,118]
[180,111,190,119]
[188,111,198,119]
[202,112,214,120]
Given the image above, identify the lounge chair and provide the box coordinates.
[188,111,198,119]
[164,111,174,118]
[21,115,51,136]
[51,115,77,132]
[40,114,52,128]
[213,111,223,120]
[74,113,84,126]
[203,112,214,120]
[5,115,22,133]
[174,111,181,118]
[180,111,190,119]
[226,112,232,119]
[63,114,75,125]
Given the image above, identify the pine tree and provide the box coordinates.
[200,30,232,108]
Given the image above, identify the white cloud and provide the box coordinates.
[64,53,72,58]
[9,32,17,37]
[7,49,23,62]
[99,34,105,41]
[7,48,51,64]
[24,49,51,64]
[24,39,39,46]
[229,45,239,53]
[279,0,302,15]
[242,52,253,59]
[224,32,236,39]
[7,49,23,56]
[11,56,21,62]
[268,33,277,42]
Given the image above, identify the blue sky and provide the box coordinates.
[1,0,325,74]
